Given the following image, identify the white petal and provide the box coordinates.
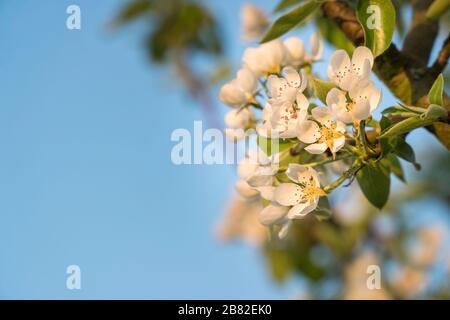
[352,98,371,121]
[274,183,302,206]
[283,67,301,88]
[298,69,308,92]
[247,174,272,188]
[262,39,286,71]
[278,221,292,238]
[242,47,264,75]
[305,142,328,154]
[219,83,246,107]
[283,37,305,65]
[331,136,346,154]
[236,68,258,95]
[259,203,289,226]
[287,201,318,219]
[296,92,309,121]
[335,121,347,133]
[312,107,333,126]
[286,163,309,183]
[352,46,374,69]
[326,88,346,110]
[297,120,320,144]
[329,49,350,83]
[237,158,258,179]
[256,186,276,201]
[309,32,323,61]
[235,179,259,199]
[224,108,251,128]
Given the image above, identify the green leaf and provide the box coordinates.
[312,78,336,105]
[356,0,396,57]
[426,0,450,20]
[428,74,444,106]
[113,0,153,27]
[356,161,390,209]
[386,154,405,182]
[274,0,303,13]
[379,115,442,139]
[316,16,354,55]
[394,138,421,170]
[261,0,320,43]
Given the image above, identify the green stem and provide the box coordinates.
[303,154,353,167]
[323,160,364,193]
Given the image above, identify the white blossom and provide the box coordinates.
[240,3,269,41]
[297,106,346,155]
[219,68,258,108]
[242,39,286,76]
[274,164,325,219]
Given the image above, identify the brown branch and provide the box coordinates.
[402,0,439,66]
[431,32,450,75]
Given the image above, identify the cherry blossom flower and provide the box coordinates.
[274,164,326,219]
[326,83,381,124]
[242,39,286,76]
[219,68,258,108]
[297,107,346,155]
[283,33,322,66]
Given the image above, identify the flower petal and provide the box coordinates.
[283,37,305,66]
[236,68,258,95]
[309,32,323,61]
[305,142,328,154]
[286,163,309,183]
[259,202,289,226]
[297,120,320,144]
[352,46,374,70]
[352,98,371,121]
[274,183,301,206]
[235,179,259,199]
[283,66,300,88]
[331,136,346,154]
[329,49,351,84]
[219,83,246,107]
[326,88,346,109]
[287,201,318,219]
[255,186,276,201]
[296,92,309,121]
[312,107,333,127]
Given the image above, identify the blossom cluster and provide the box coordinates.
[219,35,382,238]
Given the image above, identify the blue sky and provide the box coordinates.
[0,0,448,299]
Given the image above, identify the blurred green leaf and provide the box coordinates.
[426,0,450,20]
[316,16,354,54]
[261,0,320,43]
[113,0,153,26]
[274,0,303,13]
[356,0,396,57]
[394,138,421,170]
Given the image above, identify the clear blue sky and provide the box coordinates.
[0,0,447,299]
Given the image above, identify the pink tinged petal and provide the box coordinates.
[305,142,328,154]
[219,83,246,107]
[274,183,302,206]
[331,136,346,154]
[235,179,259,199]
[259,202,289,226]
[236,68,258,94]
[286,163,309,183]
[297,120,320,144]
[351,46,374,69]
[312,107,333,127]
[287,201,318,219]
[352,98,371,121]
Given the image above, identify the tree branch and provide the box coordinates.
[402,0,439,66]
[431,32,450,75]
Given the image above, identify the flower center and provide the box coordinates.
[297,176,326,204]
[319,124,343,150]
